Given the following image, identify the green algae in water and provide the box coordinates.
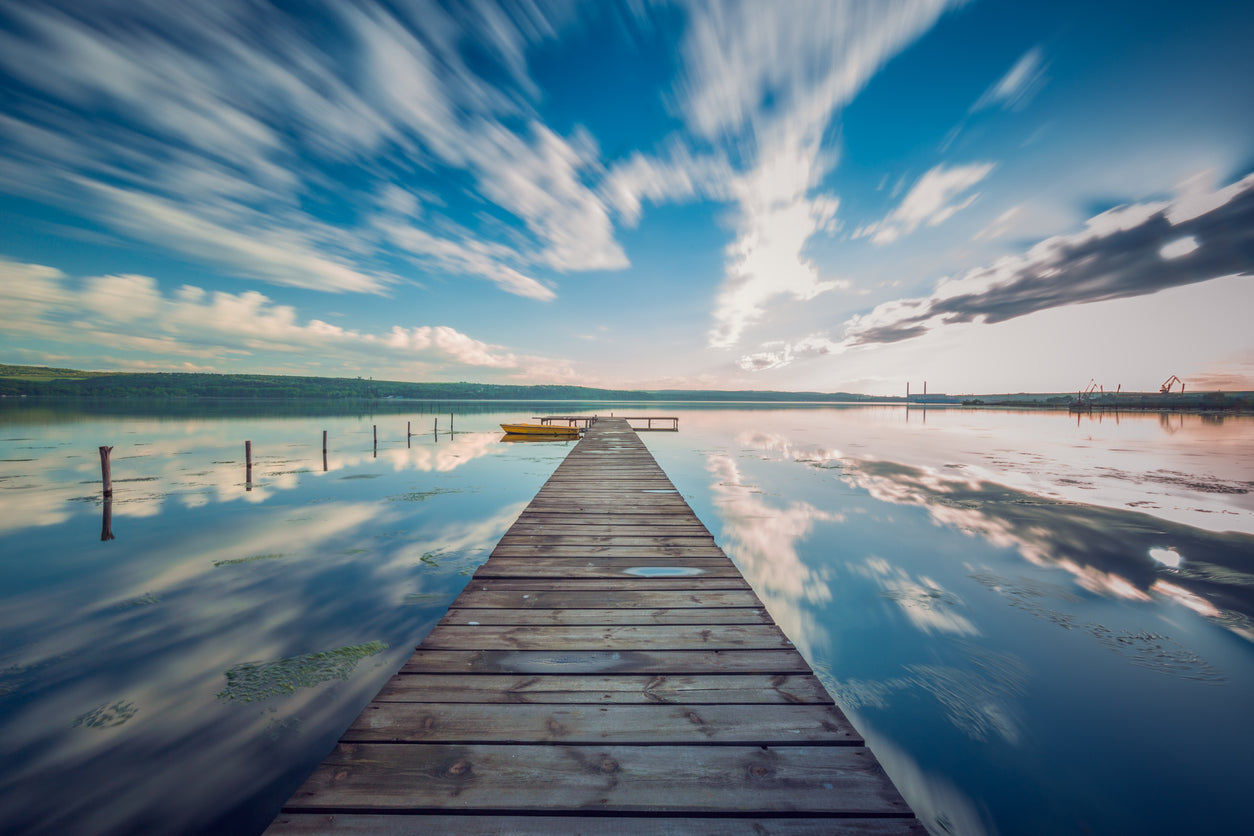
[74,700,137,729]
[217,641,388,702]
[115,592,160,609]
[389,487,462,502]
[214,553,284,567]
[403,593,447,605]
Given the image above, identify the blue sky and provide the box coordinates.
[1,0,1251,395]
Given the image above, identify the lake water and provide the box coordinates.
[1,401,1251,835]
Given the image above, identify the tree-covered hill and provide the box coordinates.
[0,365,884,402]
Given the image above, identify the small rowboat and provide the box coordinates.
[500,422,579,437]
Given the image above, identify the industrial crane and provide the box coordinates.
[1160,375,1185,394]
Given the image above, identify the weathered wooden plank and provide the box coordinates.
[420,624,792,651]
[266,813,927,835]
[448,588,763,610]
[496,535,717,548]
[439,607,772,626]
[281,743,912,815]
[342,704,861,744]
[489,543,727,556]
[474,558,742,579]
[459,577,752,590]
[373,673,834,705]
[511,514,706,526]
[503,525,713,537]
[400,649,812,674]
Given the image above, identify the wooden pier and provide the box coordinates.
[266,418,920,834]
[535,415,679,431]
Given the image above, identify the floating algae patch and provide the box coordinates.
[403,592,448,605]
[217,641,388,702]
[1086,626,1225,683]
[214,553,284,567]
[389,487,464,502]
[74,700,138,729]
[115,592,160,610]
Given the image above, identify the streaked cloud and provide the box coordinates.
[857,162,995,245]
[971,47,1048,112]
[674,0,963,349]
[0,0,620,299]
[841,172,1254,347]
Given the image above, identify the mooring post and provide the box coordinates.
[322,430,328,472]
[450,413,453,434]
[101,497,115,541]
[373,424,377,448]
[245,440,252,488]
[407,420,411,438]
[99,445,113,497]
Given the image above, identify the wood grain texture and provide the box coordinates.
[439,607,772,626]
[399,648,814,674]
[267,813,926,835]
[419,624,793,651]
[342,703,861,744]
[372,674,835,705]
[282,743,911,814]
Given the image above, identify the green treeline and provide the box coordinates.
[0,364,882,402]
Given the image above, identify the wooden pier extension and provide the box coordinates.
[266,418,921,834]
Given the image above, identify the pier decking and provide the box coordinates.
[266,418,920,834]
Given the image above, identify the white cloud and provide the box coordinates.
[973,205,1021,241]
[0,1,628,303]
[971,47,1047,112]
[862,162,995,245]
[600,142,732,226]
[0,257,547,373]
[670,0,964,349]
[737,335,846,372]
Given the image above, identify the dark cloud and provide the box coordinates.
[845,175,1254,346]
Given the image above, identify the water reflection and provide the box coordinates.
[636,406,1254,836]
[0,408,564,835]
[838,458,1254,642]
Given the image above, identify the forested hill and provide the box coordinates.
[0,365,885,402]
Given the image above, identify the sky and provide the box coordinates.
[1,0,1251,396]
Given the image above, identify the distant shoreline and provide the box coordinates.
[1,363,1251,412]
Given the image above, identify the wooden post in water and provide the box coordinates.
[101,497,115,541]
[99,445,113,497]
[322,430,328,472]
[449,413,453,435]
[407,421,411,449]
[245,440,252,490]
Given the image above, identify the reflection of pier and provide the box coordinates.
[534,414,679,431]
[266,418,919,833]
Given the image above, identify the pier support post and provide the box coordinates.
[323,430,328,472]
[245,440,252,489]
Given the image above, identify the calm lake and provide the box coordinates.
[1,400,1251,835]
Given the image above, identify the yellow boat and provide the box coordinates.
[499,422,580,437]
